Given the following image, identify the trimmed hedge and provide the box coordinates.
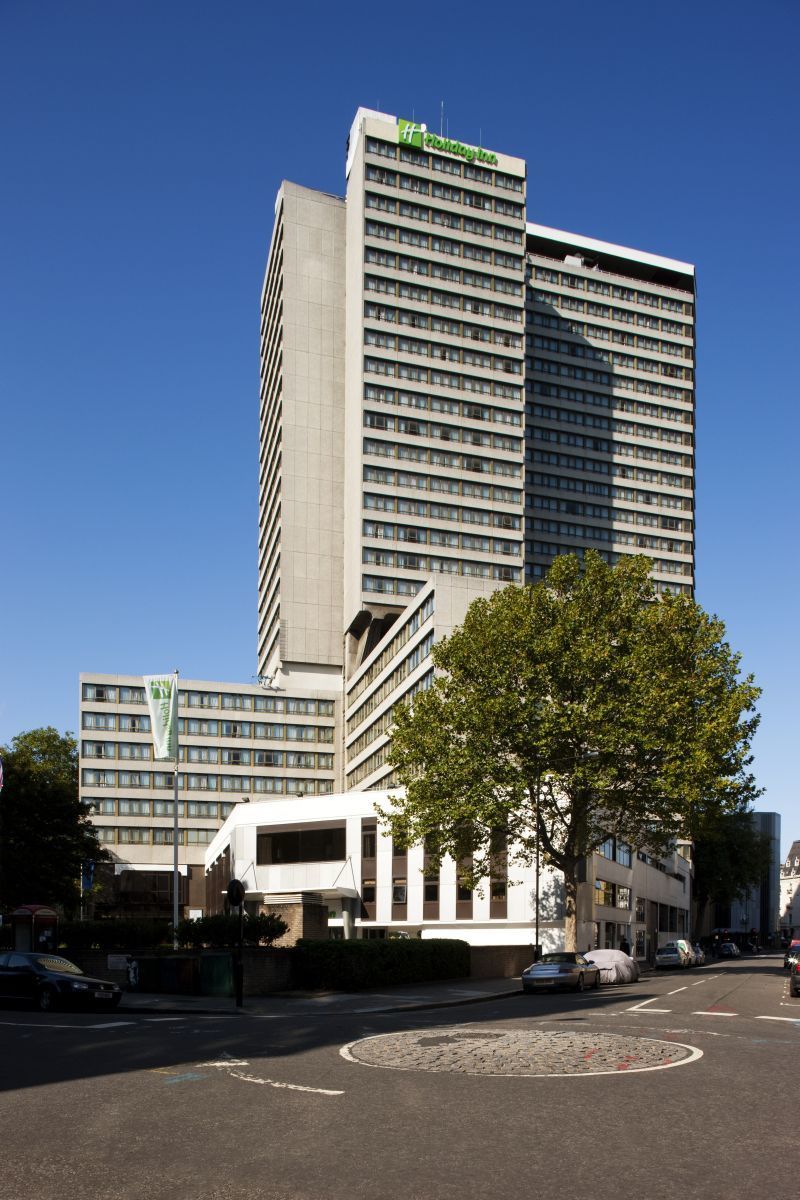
[175,912,288,949]
[292,937,470,991]
[59,919,170,953]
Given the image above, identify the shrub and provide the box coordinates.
[174,912,288,949]
[59,918,170,953]
[292,937,470,991]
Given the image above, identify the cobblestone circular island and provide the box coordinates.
[340,1026,702,1077]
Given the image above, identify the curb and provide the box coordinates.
[118,986,522,1018]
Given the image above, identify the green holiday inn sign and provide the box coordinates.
[398,118,498,166]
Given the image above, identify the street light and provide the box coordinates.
[534,764,541,958]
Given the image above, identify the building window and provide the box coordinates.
[362,828,377,858]
[256,826,346,865]
[424,878,439,902]
[595,880,615,907]
[392,879,407,904]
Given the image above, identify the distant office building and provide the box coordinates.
[707,811,781,943]
[780,837,800,937]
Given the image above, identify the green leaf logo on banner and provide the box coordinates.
[143,674,178,761]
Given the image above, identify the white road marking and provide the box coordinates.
[83,1021,135,1029]
[144,1017,184,1023]
[0,1020,82,1030]
[626,997,671,1013]
[227,1069,343,1095]
[755,1016,800,1024]
[667,986,689,996]
[199,1050,343,1096]
[200,1057,250,1067]
[691,1011,737,1017]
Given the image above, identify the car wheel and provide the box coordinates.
[576,974,585,993]
[38,986,57,1013]
[593,971,600,990]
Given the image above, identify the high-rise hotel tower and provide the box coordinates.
[257,107,695,784]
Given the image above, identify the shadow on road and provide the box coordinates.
[0,957,785,1095]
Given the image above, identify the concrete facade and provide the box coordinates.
[79,674,337,918]
[258,182,346,683]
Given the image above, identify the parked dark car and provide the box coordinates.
[718,942,741,959]
[0,952,121,1011]
[784,941,800,970]
[791,962,800,998]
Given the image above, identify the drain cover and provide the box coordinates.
[341,1026,702,1077]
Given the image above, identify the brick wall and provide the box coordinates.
[260,899,329,946]
[470,945,534,979]
[242,948,295,995]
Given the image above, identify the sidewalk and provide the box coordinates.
[120,975,524,1017]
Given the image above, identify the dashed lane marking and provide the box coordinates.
[626,997,671,1013]
[666,986,688,996]
[690,1011,737,1017]
[755,1016,800,1025]
[83,1021,136,1029]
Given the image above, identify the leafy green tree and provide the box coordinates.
[692,808,773,929]
[383,552,761,950]
[0,727,107,913]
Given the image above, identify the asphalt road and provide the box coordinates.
[1,956,795,1200]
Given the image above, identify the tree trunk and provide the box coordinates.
[563,868,579,952]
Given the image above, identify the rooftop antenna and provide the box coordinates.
[440,100,444,136]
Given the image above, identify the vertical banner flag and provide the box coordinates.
[143,674,179,760]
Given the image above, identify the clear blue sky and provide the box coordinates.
[2,1,797,851]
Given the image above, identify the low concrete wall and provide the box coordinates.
[470,945,533,979]
[71,944,532,993]
[68,953,130,987]
[242,947,295,995]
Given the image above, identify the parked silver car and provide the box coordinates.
[654,941,693,969]
[522,952,601,993]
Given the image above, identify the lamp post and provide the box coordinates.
[534,763,541,960]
